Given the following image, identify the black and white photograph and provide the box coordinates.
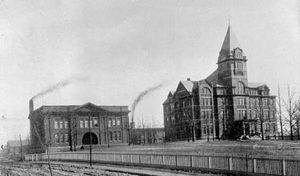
[0,0,300,175]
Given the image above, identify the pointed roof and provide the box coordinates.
[180,80,195,93]
[218,25,242,63]
[221,25,241,51]
[205,69,218,83]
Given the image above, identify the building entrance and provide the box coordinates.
[82,132,98,145]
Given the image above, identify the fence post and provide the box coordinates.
[121,154,123,163]
[175,154,178,167]
[190,155,193,168]
[282,159,286,176]
[229,157,232,170]
[208,156,212,169]
[162,155,164,165]
[253,158,257,173]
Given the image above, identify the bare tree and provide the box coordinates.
[277,86,284,139]
[282,85,300,140]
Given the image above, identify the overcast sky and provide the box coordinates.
[0,0,299,145]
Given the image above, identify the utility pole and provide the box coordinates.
[106,112,110,148]
[191,96,196,142]
[211,82,215,141]
[19,134,23,161]
[278,86,284,139]
[88,112,92,167]
[120,107,124,143]
[259,97,264,140]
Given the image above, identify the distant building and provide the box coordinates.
[163,25,277,141]
[7,140,30,155]
[28,102,130,153]
[131,128,165,145]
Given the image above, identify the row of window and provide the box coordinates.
[108,118,121,127]
[265,123,276,132]
[200,111,212,119]
[236,110,276,120]
[54,120,69,129]
[203,126,214,135]
[200,98,212,106]
[109,131,122,141]
[237,98,246,105]
[80,119,98,128]
[54,133,69,143]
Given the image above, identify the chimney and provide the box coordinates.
[29,99,34,114]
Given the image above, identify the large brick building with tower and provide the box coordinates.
[163,25,277,141]
[29,101,130,152]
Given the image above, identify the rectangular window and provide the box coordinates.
[201,111,205,118]
[242,110,246,119]
[80,120,84,128]
[203,127,206,135]
[90,120,93,128]
[109,131,113,140]
[59,134,64,143]
[112,119,116,126]
[64,121,68,129]
[108,119,112,127]
[85,120,88,128]
[54,121,58,129]
[118,131,121,140]
[64,134,69,142]
[55,134,59,143]
[60,121,63,129]
[117,118,120,126]
[114,131,117,140]
[94,119,98,127]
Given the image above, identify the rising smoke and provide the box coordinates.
[131,83,164,123]
[31,76,88,100]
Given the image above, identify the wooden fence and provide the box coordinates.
[25,152,300,176]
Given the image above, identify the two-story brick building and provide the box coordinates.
[29,101,130,152]
[163,25,277,141]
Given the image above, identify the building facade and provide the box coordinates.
[7,140,30,155]
[131,128,165,145]
[29,102,130,152]
[163,25,277,141]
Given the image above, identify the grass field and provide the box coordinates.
[82,140,300,160]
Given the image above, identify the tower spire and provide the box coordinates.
[217,24,241,63]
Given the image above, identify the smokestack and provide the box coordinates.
[29,99,34,114]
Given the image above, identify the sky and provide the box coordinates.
[0,0,299,146]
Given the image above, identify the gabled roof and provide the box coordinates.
[163,91,175,105]
[180,80,195,93]
[37,103,129,113]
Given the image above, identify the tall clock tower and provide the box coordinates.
[217,25,248,88]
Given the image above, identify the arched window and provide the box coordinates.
[54,134,59,143]
[236,82,244,94]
